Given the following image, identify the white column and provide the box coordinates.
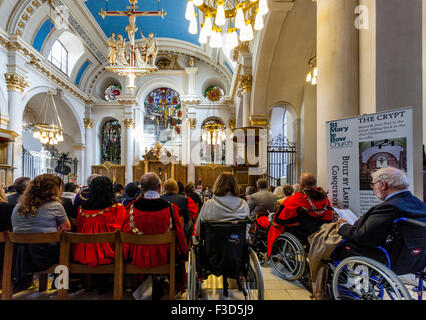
[316,0,359,187]
[239,75,252,128]
[5,73,29,179]
[83,118,94,185]
[360,0,423,198]
[122,106,135,184]
[185,67,198,97]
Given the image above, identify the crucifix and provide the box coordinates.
[101,0,165,93]
[100,0,166,67]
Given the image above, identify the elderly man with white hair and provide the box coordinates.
[335,167,426,262]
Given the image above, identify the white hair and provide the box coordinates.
[371,167,409,190]
[273,186,284,198]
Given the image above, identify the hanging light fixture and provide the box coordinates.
[186,0,268,49]
[32,2,64,146]
[32,91,64,146]
[202,120,226,164]
[306,56,317,86]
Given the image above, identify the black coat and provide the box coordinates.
[0,202,14,231]
[338,191,426,247]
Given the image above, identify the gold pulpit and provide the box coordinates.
[92,161,125,186]
[133,142,187,185]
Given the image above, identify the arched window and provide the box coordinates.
[200,119,226,165]
[101,120,121,164]
[48,40,69,75]
[143,88,182,156]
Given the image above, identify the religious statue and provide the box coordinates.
[107,33,117,65]
[116,34,129,66]
[140,32,158,66]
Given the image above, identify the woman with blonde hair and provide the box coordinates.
[161,178,197,244]
[195,172,250,236]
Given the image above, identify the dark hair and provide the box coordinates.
[177,181,185,194]
[18,174,62,217]
[14,177,31,194]
[184,184,194,194]
[65,182,77,193]
[256,178,268,190]
[213,172,239,197]
[7,186,15,193]
[114,183,124,194]
[83,176,115,210]
[282,183,294,197]
[140,172,161,192]
[124,182,140,198]
[246,186,256,196]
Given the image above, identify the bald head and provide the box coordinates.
[299,172,317,189]
[140,172,161,193]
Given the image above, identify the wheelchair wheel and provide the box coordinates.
[186,248,198,300]
[269,232,306,281]
[332,256,412,300]
[240,248,265,300]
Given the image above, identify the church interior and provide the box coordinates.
[0,0,425,303]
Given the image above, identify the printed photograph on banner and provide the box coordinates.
[359,138,407,190]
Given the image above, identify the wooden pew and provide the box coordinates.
[117,231,176,300]
[58,230,121,300]
[1,231,62,300]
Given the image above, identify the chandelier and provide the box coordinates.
[185,0,269,50]
[32,91,64,145]
[306,56,317,86]
[202,120,226,163]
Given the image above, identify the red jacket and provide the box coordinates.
[267,190,333,258]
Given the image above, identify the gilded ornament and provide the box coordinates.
[4,73,30,92]
[83,118,93,129]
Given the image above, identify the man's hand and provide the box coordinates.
[336,218,347,228]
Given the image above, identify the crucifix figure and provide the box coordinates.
[100,0,166,67]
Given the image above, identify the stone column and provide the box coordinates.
[316,0,360,187]
[5,72,30,179]
[359,0,423,198]
[239,75,253,128]
[185,67,198,97]
[123,116,135,184]
[187,115,197,183]
[83,117,94,185]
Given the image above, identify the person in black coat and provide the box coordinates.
[335,167,426,270]
[7,177,30,208]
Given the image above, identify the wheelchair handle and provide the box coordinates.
[394,217,426,229]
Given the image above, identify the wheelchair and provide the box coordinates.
[269,207,333,281]
[326,217,426,300]
[187,219,264,300]
[249,211,270,266]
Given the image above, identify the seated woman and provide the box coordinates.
[122,172,187,299]
[73,176,126,267]
[194,172,250,297]
[161,179,197,244]
[11,174,71,292]
[195,172,250,236]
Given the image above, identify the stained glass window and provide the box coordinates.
[101,120,121,164]
[204,85,224,102]
[143,88,182,156]
[105,84,122,102]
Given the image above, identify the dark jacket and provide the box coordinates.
[161,193,189,223]
[0,202,14,231]
[338,191,426,247]
[187,192,203,211]
[61,197,74,219]
[7,193,22,208]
